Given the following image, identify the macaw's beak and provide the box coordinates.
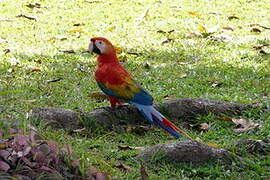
[88,41,101,54]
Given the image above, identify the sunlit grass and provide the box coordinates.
[0,0,269,179]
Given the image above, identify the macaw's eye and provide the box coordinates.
[99,41,102,44]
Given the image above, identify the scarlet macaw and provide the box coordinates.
[89,37,191,139]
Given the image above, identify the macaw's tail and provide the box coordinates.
[133,103,191,139]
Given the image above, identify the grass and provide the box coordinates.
[0,0,269,179]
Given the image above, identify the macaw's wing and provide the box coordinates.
[97,74,153,106]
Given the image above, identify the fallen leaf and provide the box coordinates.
[73,23,85,26]
[199,123,209,131]
[198,24,207,33]
[185,32,202,38]
[0,160,10,171]
[253,44,270,50]
[45,78,63,83]
[140,164,149,180]
[187,11,201,18]
[59,49,75,54]
[126,52,142,56]
[69,29,88,34]
[49,35,68,41]
[115,164,132,172]
[89,92,108,100]
[249,24,270,30]
[206,142,220,148]
[118,145,133,151]
[228,15,239,20]
[232,118,261,133]
[26,3,41,8]
[157,30,175,34]
[0,150,10,159]
[114,46,124,54]
[259,50,268,55]
[31,68,42,72]
[222,26,234,31]
[4,49,10,54]
[250,27,261,33]
[161,38,175,45]
[16,14,37,21]
[219,116,232,122]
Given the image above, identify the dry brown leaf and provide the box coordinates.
[206,142,220,148]
[251,27,262,33]
[59,49,75,54]
[228,15,239,20]
[0,160,10,171]
[89,91,108,100]
[197,24,218,37]
[4,49,10,54]
[232,118,261,133]
[253,44,270,50]
[26,3,41,8]
[259,50,268,55]
[73,23,85,26]
[219,116,232,121]
[161,38,175,45]
[187,12,201,18]
[114,46,124,54]
[222,26,234,31]
[117,145,133,151]
[157,30,175,34]
[31,68,42,72]
[16,14,37,21]
[185,32,202,38]
[48,35,68,41]
[199,123,209,131]
[45,78,63,83]
[69,29,88,34]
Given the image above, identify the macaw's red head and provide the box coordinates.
[89,37,116,56]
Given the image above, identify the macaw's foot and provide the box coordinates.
[109,96,124,109]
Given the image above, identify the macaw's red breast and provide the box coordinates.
[95,62,130,85]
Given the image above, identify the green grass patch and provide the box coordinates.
[0,0,269,179]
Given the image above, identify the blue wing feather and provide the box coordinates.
[97,82,153,105]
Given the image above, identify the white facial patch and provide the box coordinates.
[95,40,106,54]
